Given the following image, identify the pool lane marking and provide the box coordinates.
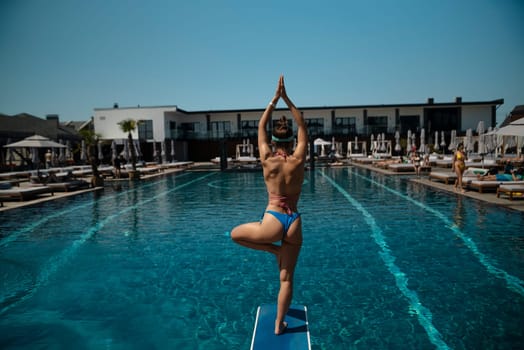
[0,172,215,315]
[319,170,451,350]
[344,167,524,297]
[0,172,193,248]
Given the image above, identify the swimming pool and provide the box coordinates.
[0,167,523,349]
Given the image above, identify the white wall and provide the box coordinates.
[93,103,498,140]
[94,106,178,140]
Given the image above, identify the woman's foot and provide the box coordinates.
[275,321,287,335]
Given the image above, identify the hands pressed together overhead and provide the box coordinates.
[272,75,289,105]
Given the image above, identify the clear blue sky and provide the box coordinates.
[1,0,523,124]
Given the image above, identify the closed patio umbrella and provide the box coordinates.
[465,128,474,154]
[58,139,65,162]
[448,130,457,151]
[419,128,426,154]
[170,139,176,162]
[161,140,166,163]
[111,140,117,161]
[80,140,87,162]
[153,141,157,162]
[394,131,401,152]
[66,140,72,161]
[440,131,446,150]
[97,141,103,161]
[433,131,439,151]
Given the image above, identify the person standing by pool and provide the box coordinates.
[231,75,307,336]
[452,143,467,193]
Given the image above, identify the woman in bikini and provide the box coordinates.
[452,142,467,193]
[231,75,307,335]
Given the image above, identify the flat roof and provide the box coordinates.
[94,98,504,115]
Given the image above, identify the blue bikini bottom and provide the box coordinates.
[265,210,300,237]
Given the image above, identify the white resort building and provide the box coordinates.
[93,97,503,162]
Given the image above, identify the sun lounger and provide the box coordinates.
[45,180,90,192]
[387,163,431,173]
[435,158,453,168]
[0,186,53,201]
[387,163,414,172]
[428,171,457,185]
[465,180,524,193]
[497,184,524,200]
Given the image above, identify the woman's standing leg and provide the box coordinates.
[274,240,301,334]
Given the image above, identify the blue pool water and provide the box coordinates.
[0,167,523,349]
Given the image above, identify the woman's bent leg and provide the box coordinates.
[231,221,282,255]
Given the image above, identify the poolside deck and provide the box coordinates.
[0,164,195,212]
[1,161,523,213]
[349,162,524,212]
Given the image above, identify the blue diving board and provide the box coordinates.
[250,304,311,350]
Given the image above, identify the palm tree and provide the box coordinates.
[118,118,138,176]
[79,129,103,187]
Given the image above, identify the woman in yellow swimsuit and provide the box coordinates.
[231,75,308,335]
[452,143,467,193]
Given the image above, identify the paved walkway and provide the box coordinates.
[350,162,524,212]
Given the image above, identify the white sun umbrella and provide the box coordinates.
[380,133,386,152]
[152,141,157,162]
[478,133,487,155]
[433,131,439,151]
[111,140,117,161]
[411,132,416,150]
[394,131,401,152]
[97,140,103,161]
[448,130,457,151]
[331,136,336,151]
[369,134,375,152]
[477,121,485,135]
[477,121,486,156]
[66,140,72,161]
[354,136,359,151]
[161,140,166,163]
[6,138,14,164]
[465,128,474,154]
[31,147,39,166]
[170,139,176,162]
[58,139,65,162]
[419,128,426,154]
[80,140,87,162]
[407,130,412,151]
[31,147,38,164]
[440,131,446,149]
[484,127,495,155]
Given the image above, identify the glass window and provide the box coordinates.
[334,117,356,134]
[138,120,153,140]
[178,122,201,139]
[306,118,324,136]
[368,116,388,134]
[210,121,231,139]
[241,120,258,137]
[169,121,176,139]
